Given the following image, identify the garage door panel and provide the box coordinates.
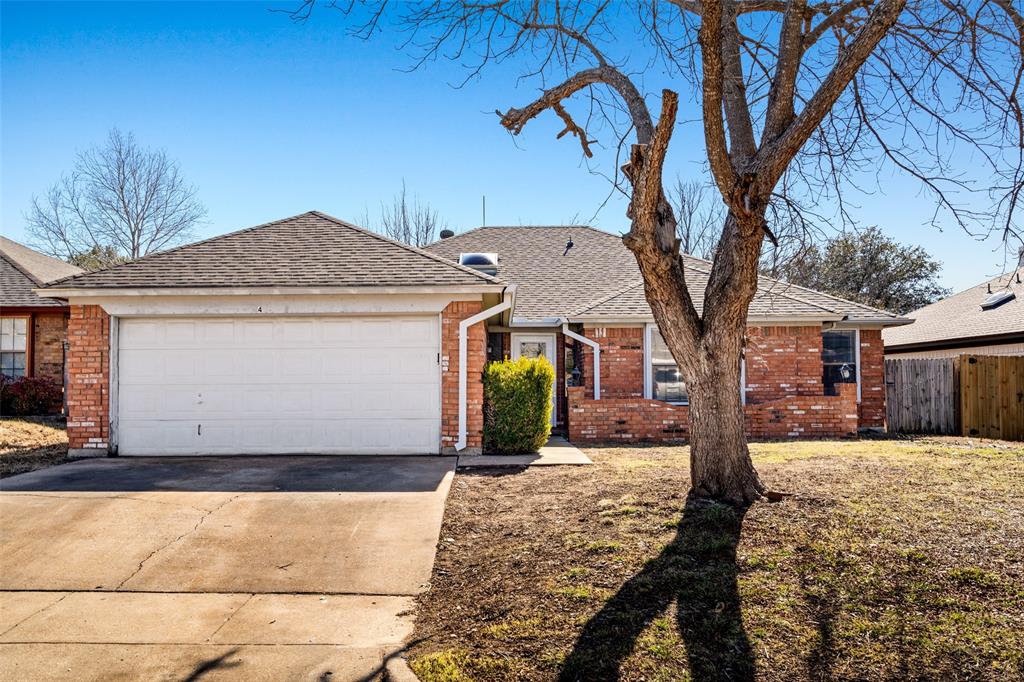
[118,350,162,381]
[116,316,440,455]
[118,418,439,455]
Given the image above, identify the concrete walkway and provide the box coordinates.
[0,455,456,681]
[457,435,592,468]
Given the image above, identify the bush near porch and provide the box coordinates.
[408,437,1024,681]
[483,357,554,454]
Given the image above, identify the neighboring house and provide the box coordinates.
[883,261,1024,359]
[0,237,83,401]
[41,212,909,458]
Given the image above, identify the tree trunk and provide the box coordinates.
[626,201,768,505]
[687,344,765,505]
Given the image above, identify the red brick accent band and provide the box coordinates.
[66,305,110,452]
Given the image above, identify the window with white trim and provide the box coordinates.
[649,328,688,404]
[645,324,747,405]
[822,329,857,396]
[0,317,28,378]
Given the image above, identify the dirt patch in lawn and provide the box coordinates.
[408,438,1024,681]
[0,417,69,478]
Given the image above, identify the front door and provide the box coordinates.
[511,333,557,425]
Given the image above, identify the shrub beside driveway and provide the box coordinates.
[0,418,69,478]
[408,438,1024,681]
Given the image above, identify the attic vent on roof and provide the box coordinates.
[459,252,498,276]
[981,289,1015,309]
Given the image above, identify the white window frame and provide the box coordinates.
[822,327,861,403]
[0,316,29,378]
[645,323,746,405]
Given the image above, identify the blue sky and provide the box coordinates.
[1,1,1016,291]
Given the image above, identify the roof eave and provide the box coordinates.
[37,284,507,298]
[567,313,847,324]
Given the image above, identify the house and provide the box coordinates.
[883,260,1024,359]
[0,237,83,405]
[40,212,909,458]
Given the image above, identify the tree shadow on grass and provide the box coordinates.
[559,494,754,682]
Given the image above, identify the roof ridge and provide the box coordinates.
[44,211,320,288]
[675,258,842,316]
[426,224,621,246]
[309,211,502,285]
[46,211,504,289]
[0,251,44,287]
[759,275,898,318]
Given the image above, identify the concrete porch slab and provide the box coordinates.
[457,436,592,468]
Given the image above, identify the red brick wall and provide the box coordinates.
[32,312,67,383]
[567,383,858,443]
[581,326,644,399]
[858,329,885,429]
[565,324,882,440]
[441,300,486,453]
[66,305,110,452]
[744,326,824,401]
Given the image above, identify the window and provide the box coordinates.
[649,329,688,404]
[822,329,857,397]
[0,317,28,378]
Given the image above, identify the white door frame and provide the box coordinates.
[511,332,558,425]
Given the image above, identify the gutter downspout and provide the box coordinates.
[561,322,600,400]
[456,292,513,451]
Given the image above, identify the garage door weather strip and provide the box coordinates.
[456,296,512,451]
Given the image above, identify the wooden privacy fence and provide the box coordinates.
[960,355,1024,440]
[885,357,959,435]
[886,355,1024,440]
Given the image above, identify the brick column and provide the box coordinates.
[66,305,110,456]
[440,300,486,454]
[858,329,886,430]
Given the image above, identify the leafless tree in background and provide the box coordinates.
[27,129,205,268]
[671,179,722,260]
[363,181,448,247]
[291,0,1023,503]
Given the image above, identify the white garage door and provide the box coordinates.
[116,316,440,455]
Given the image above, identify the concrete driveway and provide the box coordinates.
[0,455,455,681]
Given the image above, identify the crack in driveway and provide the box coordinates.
[0,592,70,638]
[115,494,242,590]
[206,593,255,641]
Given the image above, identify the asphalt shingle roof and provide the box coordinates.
[0,238,82,307]
[44,212,501,290]
[426,226,905,323]
[883,266,1024,349]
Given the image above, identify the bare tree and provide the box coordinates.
[27,129,206,267]
[291,1,1023,503]
[671,178,723,260]
[363,181,448,247]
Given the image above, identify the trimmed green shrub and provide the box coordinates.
[483,356,555,454]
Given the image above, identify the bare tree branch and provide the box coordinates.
[26,129,205,266]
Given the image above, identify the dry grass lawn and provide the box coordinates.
[409,437,1024,682]
[0,417,69,478]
